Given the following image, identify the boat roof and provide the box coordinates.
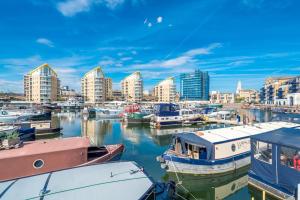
[251,127,300,149]
[0,161,153,200]
[0,137,90,159]
[178,121,299,144]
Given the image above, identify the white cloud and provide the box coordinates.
[36,38,54,47]
[57,0,125,17]
[157,16,163,23]
[148,22,152,27]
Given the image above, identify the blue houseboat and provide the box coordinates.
[158,122,298,175]
[249,126,300,200]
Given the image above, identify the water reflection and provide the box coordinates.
[164,167,249,200]
[50,110,299,199]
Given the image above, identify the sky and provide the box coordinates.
[0,0,300,93]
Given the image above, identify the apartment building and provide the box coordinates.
[24,63,60,103]
[121,72,143,102]
[260,76,295,104]
[105,78,113,101]
[154,77,176,102]
[238,89,259,103]
[81,67,106,104]
[210,91,235,104]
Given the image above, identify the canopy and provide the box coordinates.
[251,127,300,149]
[250,126,300,195]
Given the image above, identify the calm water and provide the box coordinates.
[48,110,300,200]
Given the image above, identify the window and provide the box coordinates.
[33,159,44,169]
[280,146,300,171]
[254,141,272,164]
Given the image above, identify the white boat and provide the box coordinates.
[179,109,203,125]
[158,121,299,175]
[94,108,122,118]
[0,110,21,123]
[207,110,233,119]
[0,126,17,135]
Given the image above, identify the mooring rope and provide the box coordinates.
[169,155,198,200]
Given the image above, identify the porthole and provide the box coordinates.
[33,159,44,169]
[231,144,236,152]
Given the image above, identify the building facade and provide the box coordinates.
[154,77,176,102]
[180,70,209,101]
[105,78,113,101]
[260,76,296,104]
[24,63,60,103]
[81,67,106,104]
[210,91,235,104]
[238,89,259,103]
[121,72,143,102]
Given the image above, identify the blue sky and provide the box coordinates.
[0,0,300,93]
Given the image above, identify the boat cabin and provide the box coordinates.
[249,127,300,199]
[153,103,180,117]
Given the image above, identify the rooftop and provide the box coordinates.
[0,137,90,159]
[181,121,299,144]
[251,127,300,149]
[0,161,153,200]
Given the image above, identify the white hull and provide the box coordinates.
[164,156,250,175]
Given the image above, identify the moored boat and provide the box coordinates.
[248,126,300,200]
[150,103,182,128]
[0,161,176,200]
[0,137,124,181]
[94,108,122,119]
[157,121,299,175]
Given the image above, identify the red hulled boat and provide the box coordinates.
[0,137,124,181]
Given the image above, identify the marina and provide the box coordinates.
[0,109,296,199]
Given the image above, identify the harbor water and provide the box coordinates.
[47,110,300,200]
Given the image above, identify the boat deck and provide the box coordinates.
[0,161,153,200]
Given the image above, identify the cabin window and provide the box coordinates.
[33,159,44,169]
[254,141,272,164]
[231,144,236,152]
[280,146,300,171]
[187,144,200,159]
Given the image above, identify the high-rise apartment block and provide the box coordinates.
[121,72,143,102]
[154,77,176,102]
[24,63,60,103]
[81,67,106,104]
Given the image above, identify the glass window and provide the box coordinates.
[254,141,272,164]
[280,146,300,171]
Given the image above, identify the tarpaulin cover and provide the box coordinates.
[250,127,300,195]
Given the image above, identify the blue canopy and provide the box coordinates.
[174,133,213,160]
[153,103,180,117]
[250,127,300,196]
[251,127,300,149]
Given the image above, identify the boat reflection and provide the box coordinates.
[163,167,249,200]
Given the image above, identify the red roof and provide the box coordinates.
[0,137,90,159]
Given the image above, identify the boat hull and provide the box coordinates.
[160,153,250,175]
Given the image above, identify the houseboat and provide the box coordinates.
[0,161,176,200]
[157,121,298,175]
[248,126,300,200]
[0,137,124,181]
[150,103,182,128]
